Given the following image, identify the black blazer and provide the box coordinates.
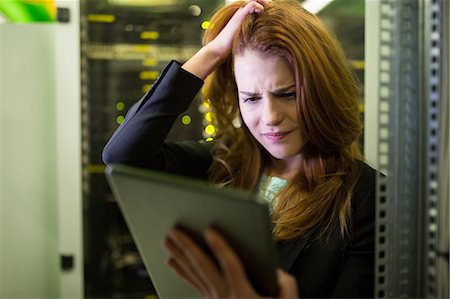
[103,61,376,298]
[277,162,375,298]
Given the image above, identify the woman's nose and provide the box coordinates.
[261,97,283,125]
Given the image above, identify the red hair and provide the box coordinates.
[204,0,363,241]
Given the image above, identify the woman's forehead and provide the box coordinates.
[233,52,295,91]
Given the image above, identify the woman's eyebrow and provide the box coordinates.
[239,91,260,96]
[239,84,296,96]
[272,84,296,93]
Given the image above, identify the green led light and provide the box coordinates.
[181,115,192,125]
[116,115,125,125]
[116,101,125,111]
[205,137,214,142]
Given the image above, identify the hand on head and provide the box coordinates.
[164,227,299,299]
[182,0,270,79]
[205,0,270,60]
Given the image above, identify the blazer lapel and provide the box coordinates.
[276,231,314,271]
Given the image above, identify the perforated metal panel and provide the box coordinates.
[423,0,444,297]
[375,0,447,298]
[375,0,421,297]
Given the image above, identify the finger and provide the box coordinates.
[204,229,257,297]
[164,237,210,297]
[221,1,263,40]
[166,257,210,297]
[203,0,266,59]
[238,1,265,16]
[225,1,264,32]
[164,236,215,297]
[169,229,228,297]
[251,0,271,6]
[223,1,265,36]
[276,269,299,299]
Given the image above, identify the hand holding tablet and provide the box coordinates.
[105,164,280,298]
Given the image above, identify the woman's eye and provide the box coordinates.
[279,92,297,99]
[243,97,260,103]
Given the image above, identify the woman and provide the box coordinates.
[103,0,376,298]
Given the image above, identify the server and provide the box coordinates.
[80,1,221,297]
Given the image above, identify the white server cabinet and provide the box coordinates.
[55,0,84,298]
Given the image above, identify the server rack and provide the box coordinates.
[76,0,450,298]
[374,0,449,298]
[79,1,221,297]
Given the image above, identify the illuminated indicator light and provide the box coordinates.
[134,45,153,52]
[116,101,125,111]
[140,71,160,80]
[116,115,125,125]
[87,164,106,174]
[205,112,213,122]
[142,84,153,93]
[201,21,211,30]
[205,124,216,135]
[205,137,214,142]
[140,31,160,40]
[201,87,206,94]
[203,100,211,108]
[142,58,158,66]
[358,102,364,112]
[181,115,192,125]
[350,60,365,70]
[87,14,116,23]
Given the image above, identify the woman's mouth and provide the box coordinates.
[262,131,291,142]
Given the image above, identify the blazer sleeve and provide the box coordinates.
[102,60,212,178]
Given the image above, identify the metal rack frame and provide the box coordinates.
[375,0,448,297]
[422,1,444,297]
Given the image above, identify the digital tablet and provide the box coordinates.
[105,164,279,299]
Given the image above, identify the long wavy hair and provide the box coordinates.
[203,0,363,241]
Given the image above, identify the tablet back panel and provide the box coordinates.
[105,164,278,299]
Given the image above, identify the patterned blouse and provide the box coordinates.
[256,173,288,212]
